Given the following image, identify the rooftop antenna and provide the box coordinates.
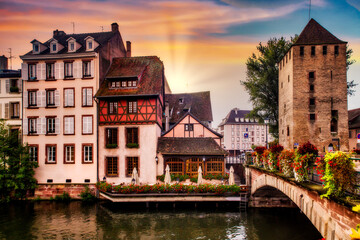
[8,48,15,70]
[308,0,311,20]
[71,22,75,34]
[100,26,104,32]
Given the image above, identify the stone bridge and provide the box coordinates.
[245,166,360,240]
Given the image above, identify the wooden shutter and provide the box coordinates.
[36,64,42,80]
[55,90,60,107]
[55,62,60,79]
[17,79,22,92]
[64,89,68,107]
[59,62,64,79]
[21,63,28,81]
[4,103,9,119]
[74,61,82,79]
[22,118,28,135]
[69,89,74,106]
[91,60,95,77]
[37,91,41,107]
[70,117,74,134]
[0,103,2,118]
[37,118,42,134]
[55,118,60,134]
[41,118,46,134]
[5,79,9,93]
[41,90,46,107]
[40,63,46,80]
[87,88,92,106]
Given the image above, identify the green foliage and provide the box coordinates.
[9,86,19,93]
[279,150,295,177]
[346,45,357,96]
[0,120,38,202]
[54,192,71,202]
[105,143,118,149]
[321,151,356,199]
[241,36,296,139]
[80,186,97,202]
[190,177,198,183]
[126,143,139,148]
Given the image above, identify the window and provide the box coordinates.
[311,46,315,56]
[165,158,183,175]
[349,130,352,138]
[109,102,118,114]
[64,62,73,78]
[110,81,120,89]
[323,46,327,55]
[126,128,139,146]
[122,81,127,87]
[88,41,93,50]
[28,64,36,80]
[126,157,139,177]
[289,49,291,59]
[46,90,55,107]
[310,114,316,121]
[185,124,194,131]
[64,145,75,163]
[64,116,75,135]
[82,88,93,106]
[28,118,37,134]
[300,46,304,56]
[309,72,315,80]
[52,44,57,52]
[106,128,118,147]
[82,144,93,163]
[206,158,223,175]
[64,89,74,107]
[68,41,75,52]
[106,157,118,177]
[309,98,315,106]
[82,61,91,77]
[10,102,20,118]
[281,82,283,88]
[331,110,338,133]
[46,63,55,80]
[82,116,93,135]
[29,145,38,162]
[46,145,56,164]
[288,75,290,83]
[46,117,56,134]
[335,46,339,55]
[33,44,39,53]
[310,84,314,92]
[287,126,290,136]
[128,101,137,113]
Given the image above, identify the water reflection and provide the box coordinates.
[0,202,322,240]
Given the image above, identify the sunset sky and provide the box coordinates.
[0,0,359,126]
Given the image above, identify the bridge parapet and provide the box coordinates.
[246,166,360,240]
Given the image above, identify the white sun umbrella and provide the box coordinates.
[164,164,171,184]
[131,168,139,185]
[197,166,203,185]
[229,166,235,185]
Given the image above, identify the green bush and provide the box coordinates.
[126,143,139,148]
[54,192,71,202]
[106,143,118,149]
[80,186,97,202]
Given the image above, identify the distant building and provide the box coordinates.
[279,19,349,152]
[20,23,129,185]
[0,56,22,134]
[218,108,272,157]
[349,108,360,150]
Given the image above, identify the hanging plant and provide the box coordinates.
[279,150,295,177]
[293,153,312,182]
[254,146,266,167]
[262,149,270,170]
[268,144,284,171]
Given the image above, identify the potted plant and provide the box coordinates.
[106,143,118,149]
[126,143,139,148]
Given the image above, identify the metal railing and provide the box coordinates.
[226,156,245,164]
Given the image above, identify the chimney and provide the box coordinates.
[111,23,119,32]
[126,41,131,57]
[53,29,66,37]
[165,102,170,132]
[0,55,8,70]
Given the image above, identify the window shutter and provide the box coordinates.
[37,118,42,134]
[40,63,46,80]
[64,89,68,107]
[41,90,46,107]
[4,103,9,119]
[5,79,9,93]
[55,62,60,79]
[55,117,60,134]
[23,118,28,135]
[22,63,28,81]
[41,118,46,134]
[91,60,95,77]
[69,89,74,106]
[0,80,1,93]
[73,61,78,78]
[37,91,42,107]
[0,103,2,118]
[36,64,41,80]
[87,88,92,106]
[23,91,28,108]
[55,90,60,107]
[82,88,86,105]
[71,117,74,134]
[74,61,82,79]
[17,79,22,92]
[59,62,64,79]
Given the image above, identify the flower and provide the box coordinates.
[350,228,360,239]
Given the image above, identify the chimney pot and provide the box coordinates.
[126,41,131,57]
[111,23,119,32]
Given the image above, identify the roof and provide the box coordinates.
[95,56,164,97]
[218,108,257,126]
[22,31,117,56]
[0,69,21,78]
[349,108,360,129]
[166,91,213,123]
[293,18,346,46]
[157,137,227,156]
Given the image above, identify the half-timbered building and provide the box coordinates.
[95,56,165,184]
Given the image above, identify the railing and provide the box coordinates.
[226,156,245,164]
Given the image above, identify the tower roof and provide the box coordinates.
[293,18,346,46]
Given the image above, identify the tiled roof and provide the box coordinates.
[157,137,227,155]
[218,108,257,126]
[23,31,117,56]
[349,108,360,129]
[166,91,213,123]
[293,18,346,46]
[95,56,164,97]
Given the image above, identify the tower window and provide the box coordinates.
[309,72,315,80]
[287,126,289,136]
[288,75,290,82]
[310,114,316,121]
[300,46,304,56]
[309,98,315,106]
[311,46,315,56]
[310,84,314,92]
[334,46,339,55]
[323,46,327,55]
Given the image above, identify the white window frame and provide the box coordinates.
[83,145,93,163]
[64,89,74,107]
[82,116,93,135]
[82,88,93,106]
[128,101,137,114]
[46,90,55,106]
[64,62,73,78]
[64,145,75,163]
[46,145,56,163]
[47,117,56,134]
[64,116,75,135]
[28,91,37,107]
[29,146,38,162]
[82,61,91,77]
[28,118,37,134]
[28,64,37,80]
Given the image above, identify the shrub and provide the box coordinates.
[262,149,270,170]
[106,143,118,149]
[190,177,198,183]
[254,146,267,167]
[126,143,139,148]
[279,150,295,177]
[297,141,318,156]
[353,149,360,155]
[268,144,284,171]
[54,192,71,202]
[293,153,313,182]
[80,186,97,202]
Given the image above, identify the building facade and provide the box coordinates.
[20,23,128,185]
[349,108,360,150]
[279,19,349,152]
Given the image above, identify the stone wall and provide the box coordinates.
[34,184,96,199]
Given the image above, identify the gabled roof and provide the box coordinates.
[349,108,360,129]
[293,18,346,46]
[166,91,213,123]
[95,56,164,97]
[157,137,227,156]
[218,108,257,126]
[23,31,116,56]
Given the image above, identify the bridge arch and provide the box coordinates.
[247,167,358,240]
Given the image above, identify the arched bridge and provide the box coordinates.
[245,166,360,240]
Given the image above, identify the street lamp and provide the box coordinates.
[264,118,269,148]
[155,156,158,164]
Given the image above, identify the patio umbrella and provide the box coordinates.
[164,164,171,184]
[229,166,235,185]
[131,168,139,185]
[197,166,203,185]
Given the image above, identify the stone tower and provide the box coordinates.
[279,19,349,152]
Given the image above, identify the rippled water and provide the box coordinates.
[0,202,322,240]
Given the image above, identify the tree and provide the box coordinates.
[346,46,358,96]
[241,37,294,139]
[0,120,38,202]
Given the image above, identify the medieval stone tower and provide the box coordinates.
[279,19,349,152]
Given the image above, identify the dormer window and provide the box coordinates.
[110,81,120,89]
[119,79,138,88]
[52,44,57,52]
[88,41,93,50]
[235,118,239,122]
[179,98,184,104]
[85,36,96,51]
[67,38,76,52]
[33,44,39,53]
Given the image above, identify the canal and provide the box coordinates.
[0,201,322,240]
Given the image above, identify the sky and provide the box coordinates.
[0,0,360,127]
